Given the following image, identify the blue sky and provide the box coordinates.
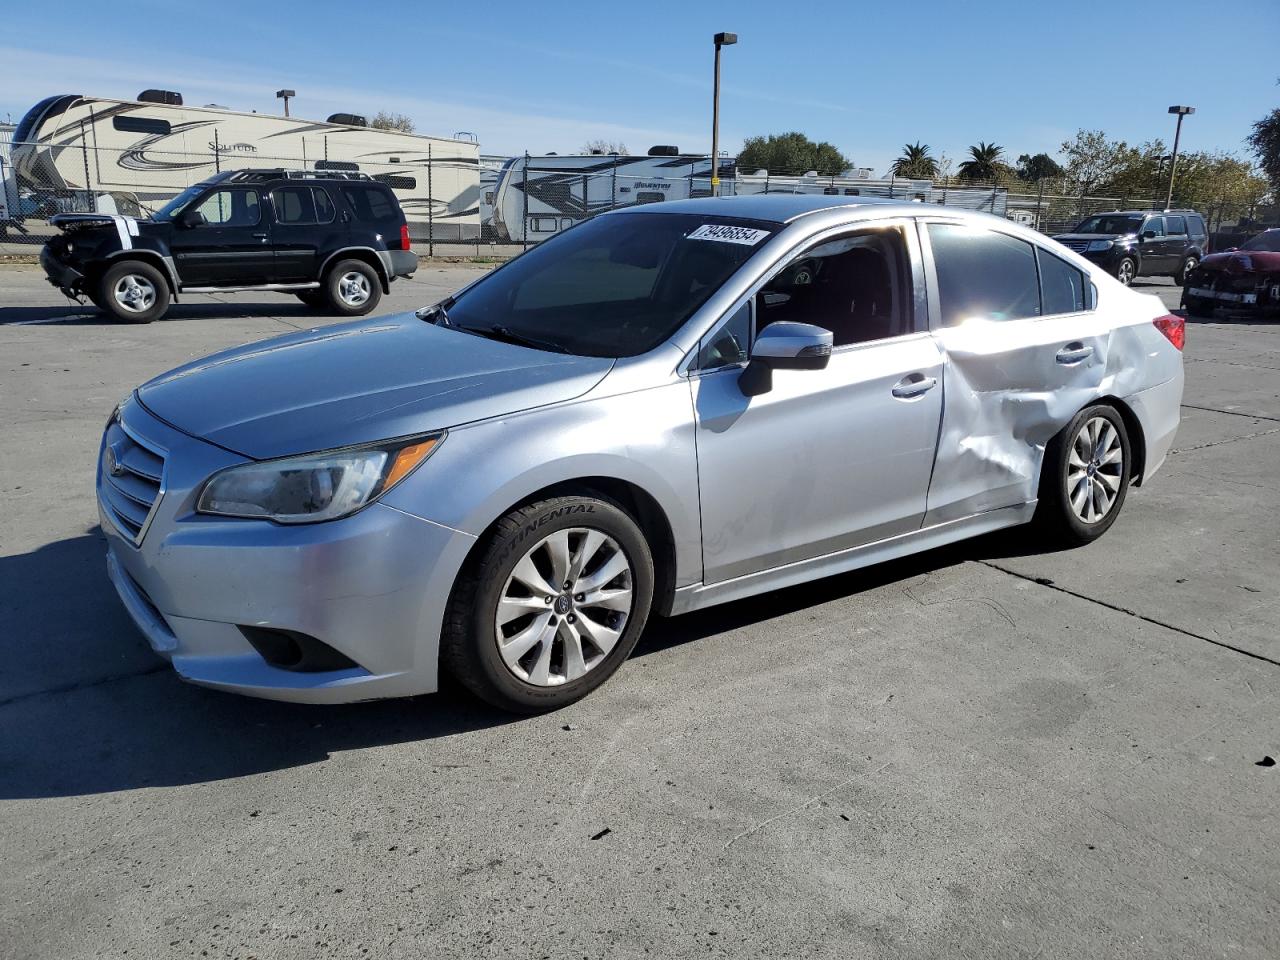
[2,0,1276,174]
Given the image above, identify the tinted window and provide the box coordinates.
[1166,215,1186,236]
[757,227,912,345]
[273,186,317,224]
[193,189,260,227]
[1187,215,1206,237]
[1074,214,1142,235]
[1142,217,1165,237]
[1241,231,1280,252]
[1038,249,1087,315]
[113,115,171,135]
[928,223,1040,325]
[340,184,396,222]
[445,213,776,358]
[313,188,335,223]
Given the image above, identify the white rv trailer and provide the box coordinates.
[9,92,481,240]
[489,150,1006,243]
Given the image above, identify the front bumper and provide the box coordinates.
[99,397,476,703]
[1185,281,1279,311]
[40,244,84,293]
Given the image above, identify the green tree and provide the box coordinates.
[1059,129,1140,194]
[370,111,415,133]
[958,141,1008,181]
[891,142,939,179]
[1246,104,1280,197]
[1016,152,1064,182]
[737,131,851,176]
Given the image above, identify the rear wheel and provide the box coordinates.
[1174,256,1197,287]
[322,259,381,316]
[1034,405,1131,547]
[1114,257,1137,286]
[442,496,655,713]
[98,260,170,324]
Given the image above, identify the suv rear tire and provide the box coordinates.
[98,260,170,324]
[323,259,381,316]
[1174,256,1198,287]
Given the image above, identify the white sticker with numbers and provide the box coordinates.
[687,224,771,246]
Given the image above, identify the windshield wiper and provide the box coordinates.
[460,324,570,355]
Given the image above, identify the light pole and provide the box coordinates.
[710,32,737,197]
[1165,105,1194,209]
[276,89,296,118]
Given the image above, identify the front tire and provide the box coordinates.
[442,496,655,713]
[98,260,170,324]
[1114,256,1137,287]
[1034,405,1132,547]
[322,259,381,316]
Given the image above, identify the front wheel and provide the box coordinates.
[1034,405,1132,547]
[322,259,381,316]
[98,260,170,324]
[1114,257,1137,286]
[442,496,655,713]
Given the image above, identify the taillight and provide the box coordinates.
[399,223,411,251]
[1153,314,1184,351]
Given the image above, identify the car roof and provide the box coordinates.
[1088,209,1200,217]
[608,193,909,225]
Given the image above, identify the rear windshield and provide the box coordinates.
[340,184,399,222]
[444,213,778,358]
[1073,215,1143,235]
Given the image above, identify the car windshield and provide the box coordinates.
[1241,231,1280,252]
[442,212,778,358]
[153,184,210,221]
[1073,215,1143,235]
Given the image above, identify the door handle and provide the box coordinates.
[252,232,268,240]
[1056,343,1093,364]
[891,373,937,399]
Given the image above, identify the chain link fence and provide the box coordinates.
[2,130,1240,258]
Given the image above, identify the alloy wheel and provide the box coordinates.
[338,271,371,306]
[1067,416,1124,524]
[113,274,157,313]
[495,527,634,686]
[1116,259,1135,286]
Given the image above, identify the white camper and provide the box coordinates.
[9,92,481,240]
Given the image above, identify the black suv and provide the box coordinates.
[39,169,417,323]
[1053,209,1208,287]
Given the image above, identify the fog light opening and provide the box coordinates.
[238,626,360,673]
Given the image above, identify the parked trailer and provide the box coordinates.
[9,93,481,240]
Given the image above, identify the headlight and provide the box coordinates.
[1086,240,1114,252]
[197,434,442,524]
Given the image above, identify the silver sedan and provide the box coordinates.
[98,195,1184,712]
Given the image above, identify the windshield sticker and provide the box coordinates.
[688,224,771,246]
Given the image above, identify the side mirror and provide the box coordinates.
[739,321,833,397]
[1141,230,1157,240]
[180,209,207,229]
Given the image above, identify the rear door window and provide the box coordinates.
[926,223,1040,325]
[1166,215,1187,236]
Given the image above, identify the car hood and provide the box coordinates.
[1196,250,1280,274]
[137,313,615,459]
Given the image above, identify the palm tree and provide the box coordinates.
[891,142,939,179]
[958,141,1005,181]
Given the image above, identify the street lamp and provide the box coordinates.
[710,32,737,197]
[1165,105,1194,210]
[276,89,297,118]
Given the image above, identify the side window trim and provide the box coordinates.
[683,217,927,375]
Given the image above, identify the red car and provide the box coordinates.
[1183,228,1280,317]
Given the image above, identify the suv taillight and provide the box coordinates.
[1153,314,1185,351]
[399,223,411,251]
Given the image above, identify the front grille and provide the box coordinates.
[1058,239,1091,253]
[99,413,166,545]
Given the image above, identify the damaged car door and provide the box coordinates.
[920,220,1108,524]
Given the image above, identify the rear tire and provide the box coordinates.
[98,260,170,324]
[322,259,381,317]
[441,496,655,713]
[1173,256,1197,287]
[1033,404,1132,547]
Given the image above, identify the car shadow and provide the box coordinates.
[0,301,346,326]
[0,523,1045,800]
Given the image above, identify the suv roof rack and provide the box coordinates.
[223,168,374,183]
